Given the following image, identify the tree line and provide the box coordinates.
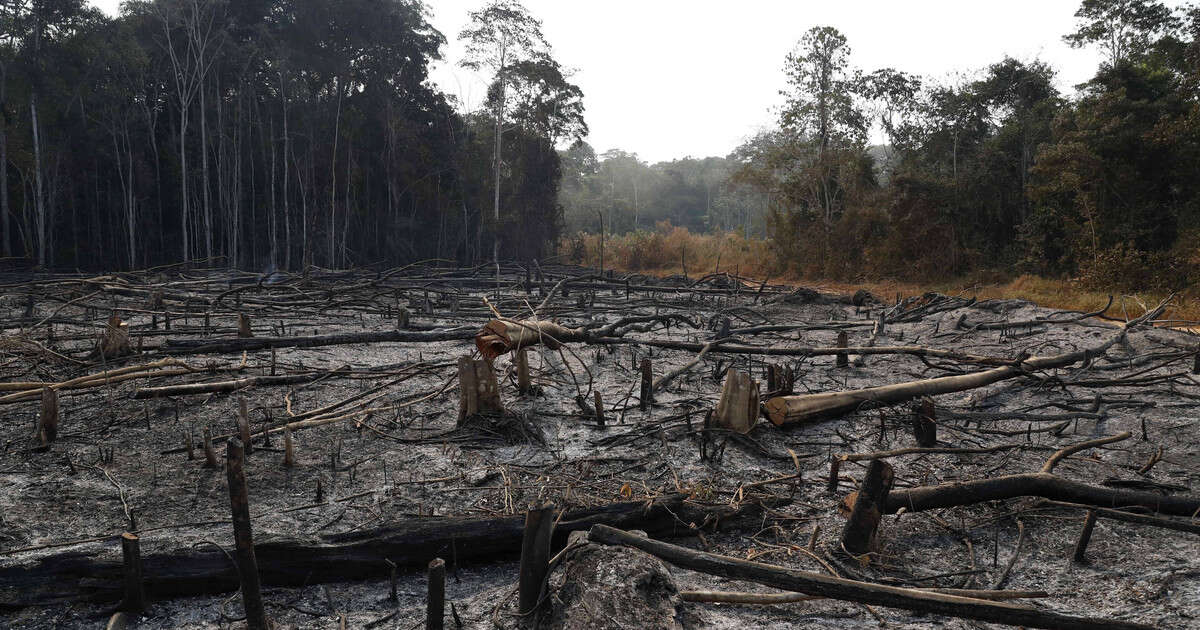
[0,0,583,271]
[562,0,1200,290]
[559,147,770,239]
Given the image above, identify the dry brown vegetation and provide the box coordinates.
[560,227,1200,322]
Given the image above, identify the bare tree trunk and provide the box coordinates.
[280,73,291,270]
[340,136,352,266]
[200,75,212,261]
[267,115,277,267]
[112,123,136,269]
[30,91,45,267]
[295,144,310,273]
[138,83,162,267]
[492,42,507,268]
[492,106,502,265]
[0,61,9,258]
[328,78,343,269]
[179,109,190,262]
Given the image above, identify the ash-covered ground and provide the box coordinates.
[0,264,1197,629]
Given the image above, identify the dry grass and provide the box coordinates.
[559,224,779,279]
[557,227,1200,323]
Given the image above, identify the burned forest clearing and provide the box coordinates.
[0,263,1198,629]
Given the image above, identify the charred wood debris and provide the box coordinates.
[0,261,1197,629]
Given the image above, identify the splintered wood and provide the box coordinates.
[96,313,131,359]
[457,356,503,421]
[713,369,758,433]
[474,318,572,359]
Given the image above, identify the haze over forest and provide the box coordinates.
[1,1,1198,293]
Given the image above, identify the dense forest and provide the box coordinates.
[561,0,1200,290]
[0,0,1197,290]
[0,0,583,271]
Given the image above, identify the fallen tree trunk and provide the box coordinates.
[0,496,771,608]
[477,319,1019,366]
[1035,500,1200,535]
[133,369,349,398]
[884,472,1200,518]
[0,359,230,404]
[474,315,697,359]
[587,524,1152,630]
[475,319,583,359]
[160,327,475,354]
[679,588,1048,604]
[764,329,1127,426]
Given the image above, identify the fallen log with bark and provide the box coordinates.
[587,524,1153,630]
[0,358,233,404]
[474,315,698,359]
[765,329,1126,426]
[160,327,476,354]
[884,472,1200,517]
[0,495,774,608]
[764,300,1168,426]
[132,368,350,398]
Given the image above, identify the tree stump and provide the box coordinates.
[515,348,533,395]
[518,504,556,616]
[713,369,759,434]
[913,397,937,447]
[283,427,296,468]
[639,358,653,410]
[237,313,253,338]
[427,558,446,630]
[202,427,218,468]
[237,396,253,455]
[457,357,503,423]
[841,459,895,557]
[38,387,59,445]
[767,363,794,395]
[96,314,132,359]
[226,438,269,630]
[119,533,145,614]
[593,390,606,428]
[835,331,849,368]
[1072,510,1099,563]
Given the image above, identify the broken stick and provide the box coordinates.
[587,524,1153,630]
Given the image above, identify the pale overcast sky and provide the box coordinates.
[89,0,1189,163]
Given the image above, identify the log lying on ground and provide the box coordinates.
[477,317,1021,366]
[0,495,773,608]
[133,369,350,398]
[160,327,475,354]
[604,338,1024,363]
[680,588,1048,604]
[764,328,1127,426]
[884,472,1200,517]
[1,358,226,404]
[474,315,698,359]
[475,319,581,359]
[588,524,1153,630]
[1035,500,1200,535]
[957,297,1113,331]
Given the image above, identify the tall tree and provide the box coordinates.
[459,0,551,264]
[133,0,225,263]
[10,0,95,266]
[1064,0,1181,64]
[779,26,869,226]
